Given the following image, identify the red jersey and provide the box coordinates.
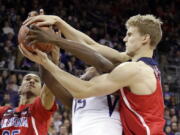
[119,58,165,135]
[0,97,57,135]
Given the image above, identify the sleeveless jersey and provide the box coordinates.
[119,57,165,135]
[0,97,57,135]
[72,95,122,135]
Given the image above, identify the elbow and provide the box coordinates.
[100,62,114,73]
[96,55,115,73]
[72,86,92,99]
[73,94,89,99]
[72,90,89,99]
[73,95,85,99]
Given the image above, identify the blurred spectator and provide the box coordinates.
[165,126,174,135]
[2,21,15,35]
[59,125,69,135]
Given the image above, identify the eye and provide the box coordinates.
[127,33,132,36]
[26,78,31,81]
[35,79,39,82]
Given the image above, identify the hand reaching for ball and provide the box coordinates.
[18,9,61,65]
[25,25,59,47]
[23,15,59,28]
[18,9,60,53]
[19,43,49,66]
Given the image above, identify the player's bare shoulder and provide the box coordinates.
[136,61,155,76]
[107,61,140,82]
[113,61,141,74]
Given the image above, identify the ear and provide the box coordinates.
[142,34,150,45]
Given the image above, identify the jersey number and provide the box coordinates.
[2,130,20,135]
[74,99,86,112]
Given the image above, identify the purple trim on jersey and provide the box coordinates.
[107,95,119,117]
[137,57,158,66]
[137,57,161,79]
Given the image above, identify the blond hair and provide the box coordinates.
[126,14,163,48]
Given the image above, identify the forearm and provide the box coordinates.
[41,59,91,98]
[55,17,94,44]
[39,65,73,108]
[93,45,131,65]
[54,17,130,65]
[41,84,55,110]
[51,38,114,72]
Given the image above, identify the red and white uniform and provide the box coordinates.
[119,63,165,135]
[0,97,57,135]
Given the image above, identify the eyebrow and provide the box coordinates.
[25,75,40,80]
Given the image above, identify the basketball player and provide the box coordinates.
[75,67,122,135]
[25,10,123,135]
[0,73,57,135]
[39,47,122,135]
[21,14,166,135]
[0,11,57,135]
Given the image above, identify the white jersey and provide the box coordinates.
[72,95,122,135]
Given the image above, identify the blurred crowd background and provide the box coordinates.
[0,0,179,134]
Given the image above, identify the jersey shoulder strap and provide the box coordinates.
[137,57,161,79]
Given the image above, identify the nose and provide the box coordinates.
[29,79,35,85]
[123,36,127,43]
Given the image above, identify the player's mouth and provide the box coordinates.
[28,84,35,88]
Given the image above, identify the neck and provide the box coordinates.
[19,93,36,105]
[132,46,153,62]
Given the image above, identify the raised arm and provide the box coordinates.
[53,17,130,64]
[19,45,137,99]
[40,66,73,108]
[24,15,130,64]
[41,59,136,98]
[40,84,55,110]
[26,25,114,73]
[39,46,104,108]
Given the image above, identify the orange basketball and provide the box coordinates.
[18,25,53,53]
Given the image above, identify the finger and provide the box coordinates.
[23,17,32,25]
[28,26,43,36]
[34,48,47,58]
[25,35,37,43]
[29,24,41,31]
[48,26,56,34]
[19,44,30,57]
[23,16,44,26]
[20,44,36,59]
[49,25,54,31]
[53,45,60,53]
[18,45,27,56]
[34,49,44,55]
[28,11,38,18]
[19,49,37,63]
[27,28,39,36]
[51,47,60,57]
[28,40,38,46]
[56,29,61,38]
[36,22,51,27]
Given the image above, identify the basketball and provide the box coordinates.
[18,25,53,53]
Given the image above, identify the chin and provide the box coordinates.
[126,51,135,57]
